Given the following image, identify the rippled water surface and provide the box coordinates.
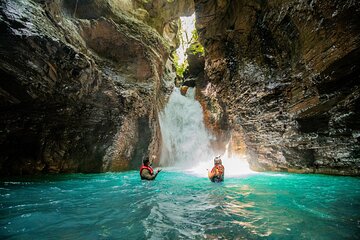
[1,171,359,239]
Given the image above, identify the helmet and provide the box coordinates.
[214,156,222,164]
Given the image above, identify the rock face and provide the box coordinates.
[0,0,192,175]
[194,0,360,175]
[1,0,359,176]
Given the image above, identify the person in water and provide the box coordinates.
[208,156,225,182]
[140,157,162,180]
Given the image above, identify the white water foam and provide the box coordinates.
[159,87,253,177]
[159,87,214,168]
[187,140,254,177]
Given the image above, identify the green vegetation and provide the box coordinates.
[188,42,204,56]
[172,28,204,79]
[172,20,205,79]
[188,29,204,56]
[172,52,188,78]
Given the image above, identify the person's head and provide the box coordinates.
[214,156,222,165]
[143,157,151,166]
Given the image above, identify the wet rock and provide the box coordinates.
[184,43,205,80]
[0,0,184,175]
[182,79,196,88]
[194,0,360,175]
[137,0,194,34]
[180,85,189,96]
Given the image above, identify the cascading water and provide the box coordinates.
[159,87,214,169]
[159,87,253,176]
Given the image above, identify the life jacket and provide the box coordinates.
[140,165,154,176]
[210,164,224,182]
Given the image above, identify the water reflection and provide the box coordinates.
[200,183,271,239]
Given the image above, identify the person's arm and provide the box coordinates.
[141,169,161,180]
[208,168,215,179]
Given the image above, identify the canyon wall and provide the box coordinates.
[0,0,193,175]
[194,0,360,175]
[1,0,359,176]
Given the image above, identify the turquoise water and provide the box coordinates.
[1,171,359,239]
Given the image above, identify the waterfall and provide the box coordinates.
[159,87,253,176]
[159,87,214,169]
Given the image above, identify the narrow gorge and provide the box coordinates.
[1,0,359,176]
[1,1,360,239]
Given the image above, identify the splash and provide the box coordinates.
[159,87,214,169]
[187,138,254,177]
[159,87,253,177]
